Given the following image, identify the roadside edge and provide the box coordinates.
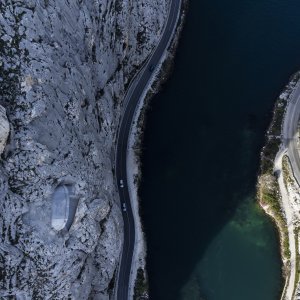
[126,0,189,299]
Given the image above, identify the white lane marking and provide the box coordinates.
[115,1,182,299]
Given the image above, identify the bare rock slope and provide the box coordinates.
[0,1,168,299]
[0,105,9,154]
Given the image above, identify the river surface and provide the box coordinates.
[140,0,300,300]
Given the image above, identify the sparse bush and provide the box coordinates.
[134,268,148,300]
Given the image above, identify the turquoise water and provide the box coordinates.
[180,198,282,300]
[140,0,300,299]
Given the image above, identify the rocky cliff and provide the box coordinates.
[0,1,169,299]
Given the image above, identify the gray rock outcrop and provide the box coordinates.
[0,105,9,155]
[0,0,169,298]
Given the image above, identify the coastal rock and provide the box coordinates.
[0,0,169,298]
[0,105,9,155]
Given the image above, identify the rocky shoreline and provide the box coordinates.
[126,0,189,299]
[257,71,300,300]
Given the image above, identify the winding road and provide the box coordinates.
[115,1,181,299]
[278,77,300,299]
[283,80,300,186]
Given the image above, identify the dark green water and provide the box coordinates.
[140,0,300,300]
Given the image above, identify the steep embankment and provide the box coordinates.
[0,1,168,299]
[257,72,300,300]
[126,1,189,299]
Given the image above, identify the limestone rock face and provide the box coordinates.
[0,0,169,298]
[0,105,9,155]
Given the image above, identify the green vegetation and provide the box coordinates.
[257,72,300,300]
[282,156,294,187]
[258,82,292,261]
[134,268,149,300]
[258,174,290,259]
[293,227,300,298]
[269,99,286,136]
[260,95,287,174]
[260,138,281,174]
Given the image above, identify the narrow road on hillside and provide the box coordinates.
[283,81,300,185]
[115,1,181,299]
[280,78,300,299]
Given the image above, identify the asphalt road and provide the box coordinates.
[115,1,181,299]
[282,80,300,186]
